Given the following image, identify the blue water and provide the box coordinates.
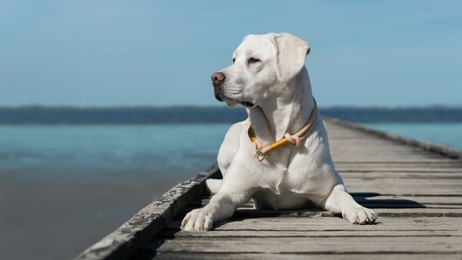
[0,124,229,182]
[1,106,461,259]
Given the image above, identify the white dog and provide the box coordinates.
[181,33,377,231]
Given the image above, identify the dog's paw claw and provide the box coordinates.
[343,207,377,225]
[181,208,215,231]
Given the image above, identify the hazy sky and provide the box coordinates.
[1,1,461,107]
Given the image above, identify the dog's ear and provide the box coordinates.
[272,33,310,83]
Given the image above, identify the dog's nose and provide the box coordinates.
[211,72,225,87]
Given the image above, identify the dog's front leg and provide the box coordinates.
[324,184,377,224]
[181,188,251,231]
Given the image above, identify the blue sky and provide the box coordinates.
[1,1,461,107]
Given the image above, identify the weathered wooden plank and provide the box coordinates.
[344,180,462,195]
[332,157,454,163]
[326,119,462,159]
[344,176,462,186]
[331,151,458,161]
[164,216,462,232]
[242,215,460,227]
[336,165,462,172]
[332,151,460,160]
[158,229,462,238]
[342,172,462,178]
[136,252,461,260]
[149,236,462,254]
[174,207,462,221]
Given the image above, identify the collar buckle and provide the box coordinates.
[255,147,269,161]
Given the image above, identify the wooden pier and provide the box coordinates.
[77,119,462,259]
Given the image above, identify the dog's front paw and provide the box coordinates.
[181,208,215,231]
[343,206,377,225]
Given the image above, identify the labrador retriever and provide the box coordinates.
[181,33,377,231]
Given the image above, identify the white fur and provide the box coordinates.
[181,33,377,231]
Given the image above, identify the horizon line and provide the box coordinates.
[1,104,462,110]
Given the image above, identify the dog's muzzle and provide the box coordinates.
[211,71,255,108]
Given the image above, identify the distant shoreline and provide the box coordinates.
[1,106,462,124]
[1,104,462,110]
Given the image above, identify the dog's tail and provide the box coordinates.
[205,179,222,194]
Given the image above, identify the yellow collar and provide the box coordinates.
[248,99,318,161]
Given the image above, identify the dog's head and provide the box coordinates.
[211,33,310,108]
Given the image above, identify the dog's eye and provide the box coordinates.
[248,57,261,64]
[232,58,235,64]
